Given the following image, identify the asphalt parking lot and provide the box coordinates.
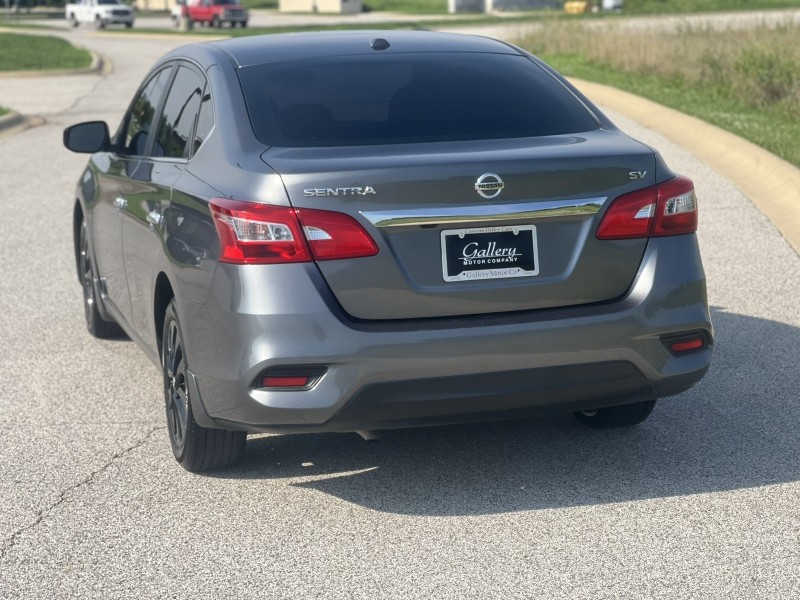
[1,25,799,599]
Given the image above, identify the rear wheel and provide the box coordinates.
[68,13,78,27]
[574,399,656,428]
[211,15,221,28]
[94,15,105,29]
[163,300,246,472]
[78,219,124,339]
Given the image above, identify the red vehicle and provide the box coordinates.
[175,0,248,29]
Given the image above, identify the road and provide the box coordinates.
[1,25,799,599]
[15,6,800,32]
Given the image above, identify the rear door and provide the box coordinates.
[122,63,209,347]
[92,65,172,323]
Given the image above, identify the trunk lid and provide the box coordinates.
[263,130,656,320]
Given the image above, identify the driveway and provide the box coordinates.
[1,26,799,599]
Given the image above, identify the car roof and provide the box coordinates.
[197,30,523,69]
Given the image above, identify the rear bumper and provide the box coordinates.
[179,235,712,433]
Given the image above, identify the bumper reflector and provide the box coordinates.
[662,332,709,356]
[262,376,309,388]
[670,338,705,353]
[255,366,328,391]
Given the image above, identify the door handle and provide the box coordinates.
[114,196,127,210]
[147,210,163,227]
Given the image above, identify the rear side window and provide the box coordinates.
[155,65,206,159]
[192,86,214,155]
[120,67,171,156]
[237,52,598,147]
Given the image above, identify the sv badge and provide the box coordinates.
[628,171,647,180]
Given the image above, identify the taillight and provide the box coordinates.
[296,208,379,261]
[596,176,697,240]
[210,198,311,264]
[209,198,378,264]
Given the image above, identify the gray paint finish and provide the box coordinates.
[67,30,711,436]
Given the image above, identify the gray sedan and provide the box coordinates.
[63,31,712,472]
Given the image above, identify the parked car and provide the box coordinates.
[170,0,184,27]
[63,31,713,472]
[66,0,134,29]
[176,0,248,28]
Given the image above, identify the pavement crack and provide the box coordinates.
[0,425,165,562]
[58,68,108,119]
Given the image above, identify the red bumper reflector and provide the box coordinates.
[670,338,705,354]
[262,376,309,388]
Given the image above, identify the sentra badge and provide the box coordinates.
[304,186,376,197]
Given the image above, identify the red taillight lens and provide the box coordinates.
[210,198,311,264]
[296,208,379,261]
[209,198,378,264]
[596,175,697,240]
[652,176,698,237]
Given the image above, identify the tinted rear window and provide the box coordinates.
[237,52,598,147]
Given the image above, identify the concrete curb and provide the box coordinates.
[571,78,800,256]
[0,111,45,138]
[0,111,25,132]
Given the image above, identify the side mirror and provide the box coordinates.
[63,121,110,154]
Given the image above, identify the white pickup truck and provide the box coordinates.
[66,0,135,29]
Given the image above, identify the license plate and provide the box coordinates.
[440,225,539,282]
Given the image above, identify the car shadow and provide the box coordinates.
[211,307,800,516]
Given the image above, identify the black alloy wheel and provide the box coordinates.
[78,219,124,338]
[162,300,246,472]
[164,313,190,456]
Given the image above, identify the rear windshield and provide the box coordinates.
[237,52,598,147]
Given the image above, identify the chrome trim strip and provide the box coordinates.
[361,198,606,229]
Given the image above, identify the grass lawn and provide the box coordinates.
[0,106,10,117]
[517,22,800,168]
[624,0,800,15]
[548,54,800,168]
[363,0,447,13]
[0,33,92,71]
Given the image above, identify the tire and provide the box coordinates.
[241,20,248,28]
[211,16,221,28]
[574,399,656,429]
[162,300,246,472]
[78,219,125,339]
[94,15,105,29]
[125,21,133,29]
[68,13,78,27]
